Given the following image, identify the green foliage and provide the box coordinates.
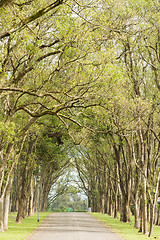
[35,117,67,170]
[49,192,87,212]
[0,121,16,143]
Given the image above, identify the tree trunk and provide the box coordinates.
[114,163,118,219]
[134,192,140,229]
[33,180,38,213]
[120,193,130,222]
[88,193,92,210]
[139,128,148,234]
[157,204,160,225]
[16,191,27,223]
[16,165,30,222]
[3,178,13,230]
[100,193,105,214]
[39,181,50,212]
[16,135,35,222]
[114,194,118,219]
[142,175,148,234]
[11,171,18,212]
[148,202,153,237]
[148,171,160,237]
[0,197,4,232]
[108,189,113,216]
[138,198,143,233]
[154,203,158,225]
[142,182,148,234]
[106,187,109,214]
[28,176,34,216]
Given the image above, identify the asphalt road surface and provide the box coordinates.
[26,212,123,240]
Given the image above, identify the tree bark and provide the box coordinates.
[139,128,148,234]
[108,189,113,217]
[141,174,148,234]
[16,174,28,223]
[0,197,4,232]
[148,171,160,237]
[16,136,35,223]
[120,193,130,222]
[157,205,160,225]
[134,191,140,229]
[28,176,34,216]
[3,178,13,230]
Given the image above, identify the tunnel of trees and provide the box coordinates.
[0,0,160,238]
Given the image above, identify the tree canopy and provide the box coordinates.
[0,0,160,238]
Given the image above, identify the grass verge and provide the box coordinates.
[0,212,51,240]
[91,213,160,240]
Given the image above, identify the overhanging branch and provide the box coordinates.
[0,0,64,40]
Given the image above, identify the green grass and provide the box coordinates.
[91,213,160,240]
[0,212,51,240]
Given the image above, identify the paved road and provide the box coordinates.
[26,212,123,240]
